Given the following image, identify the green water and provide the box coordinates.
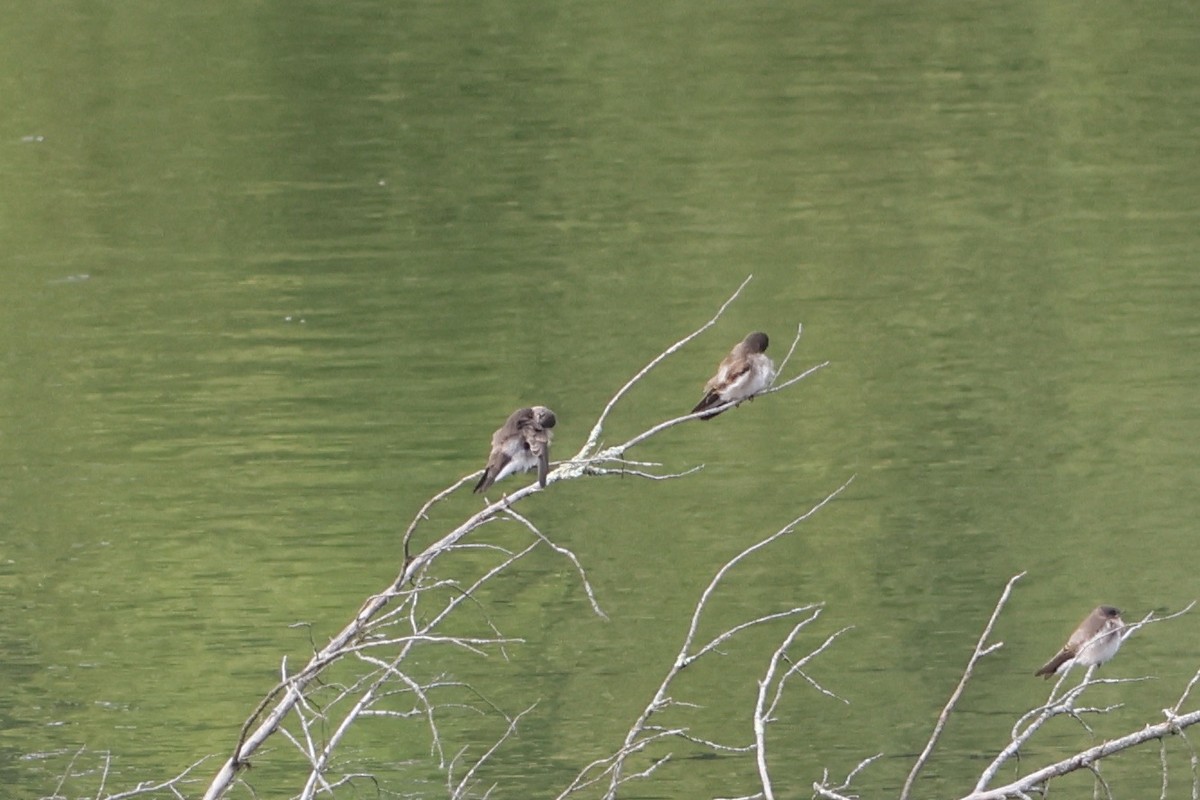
[3,2,1199,798]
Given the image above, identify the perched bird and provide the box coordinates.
[473,406,557,494]
[691,331,776,420]
[1035,605,1125,678]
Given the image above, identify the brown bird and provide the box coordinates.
[691,332,776,420]
[1035,605,1125,678]
[473,406,557,493]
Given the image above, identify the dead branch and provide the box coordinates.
[45,268,1198,800]
[753,616,851,800]
[503,505,608,620]
[576,275,754,459]
[900,572,1026,800]
[811,754,885,800]
[39,753,213,800]
[812,598,1200,800]
[551,478,855,800]
[959,706,1200,800]
[194,278,822,800]
[971,603,1197,795]
[448,704,537,800]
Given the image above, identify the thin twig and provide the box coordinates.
[900,572,1025,800]
[753,615,821,800]
[812,754,885,799]
[577,275,754,459]
[50,746,86,800]
[1172,666,1200,716]
[768,626,853,714]
[449,704,537,800]
[503,506,609,621]
[589,478,854,800]
[402,474,478,561]
[96,756,213,800]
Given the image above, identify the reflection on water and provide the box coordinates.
[3,0,1199,797]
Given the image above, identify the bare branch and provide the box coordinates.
[583,464,705,481]
[681,478,854,670]
[773,322,804,377]
[1160,736,1171,800]
[768,625,853,715]
[641,726,754,754]
[689,605,822,666]
[585,356,827,462]
[1171,665,1200,716]
[900,572,1026,800]
[1087,761,1115,800]
[753,616,819,800]
[555,479,854,800]
[179,280,826,800]
[89,755,212,800]
[959,707,1200,800]
[503,506,608,621]
[401,473,478,561]
[46,746,85,800]
[449,704,537,800]
[761,359,830,397]
[96,752,111,799]
[576,274,754,459]
[964,603,1198,799]
[555,729,686,798]
[812,754,885,800]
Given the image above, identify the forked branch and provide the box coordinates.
[195,278,823,800]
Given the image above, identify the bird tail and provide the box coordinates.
[473,471,493,493]
[691,393,725,420]
[1034,652,1070,678]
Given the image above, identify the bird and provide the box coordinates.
[691,331,776,420]
[1034,605,1125,678]
[473,406,557,494]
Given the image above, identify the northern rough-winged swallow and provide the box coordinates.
[473,406,557,494]
[691,332,776,420]
[1035,605,1125,678]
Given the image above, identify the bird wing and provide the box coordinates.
[703,350,751,394]
[1035,648,1073,678]
[474,449,510,493]
[692,349,755,418]
[474,419,524,493]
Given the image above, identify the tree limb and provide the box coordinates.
[900,572,1026,800]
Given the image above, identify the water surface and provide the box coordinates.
[2,1,1199,798]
